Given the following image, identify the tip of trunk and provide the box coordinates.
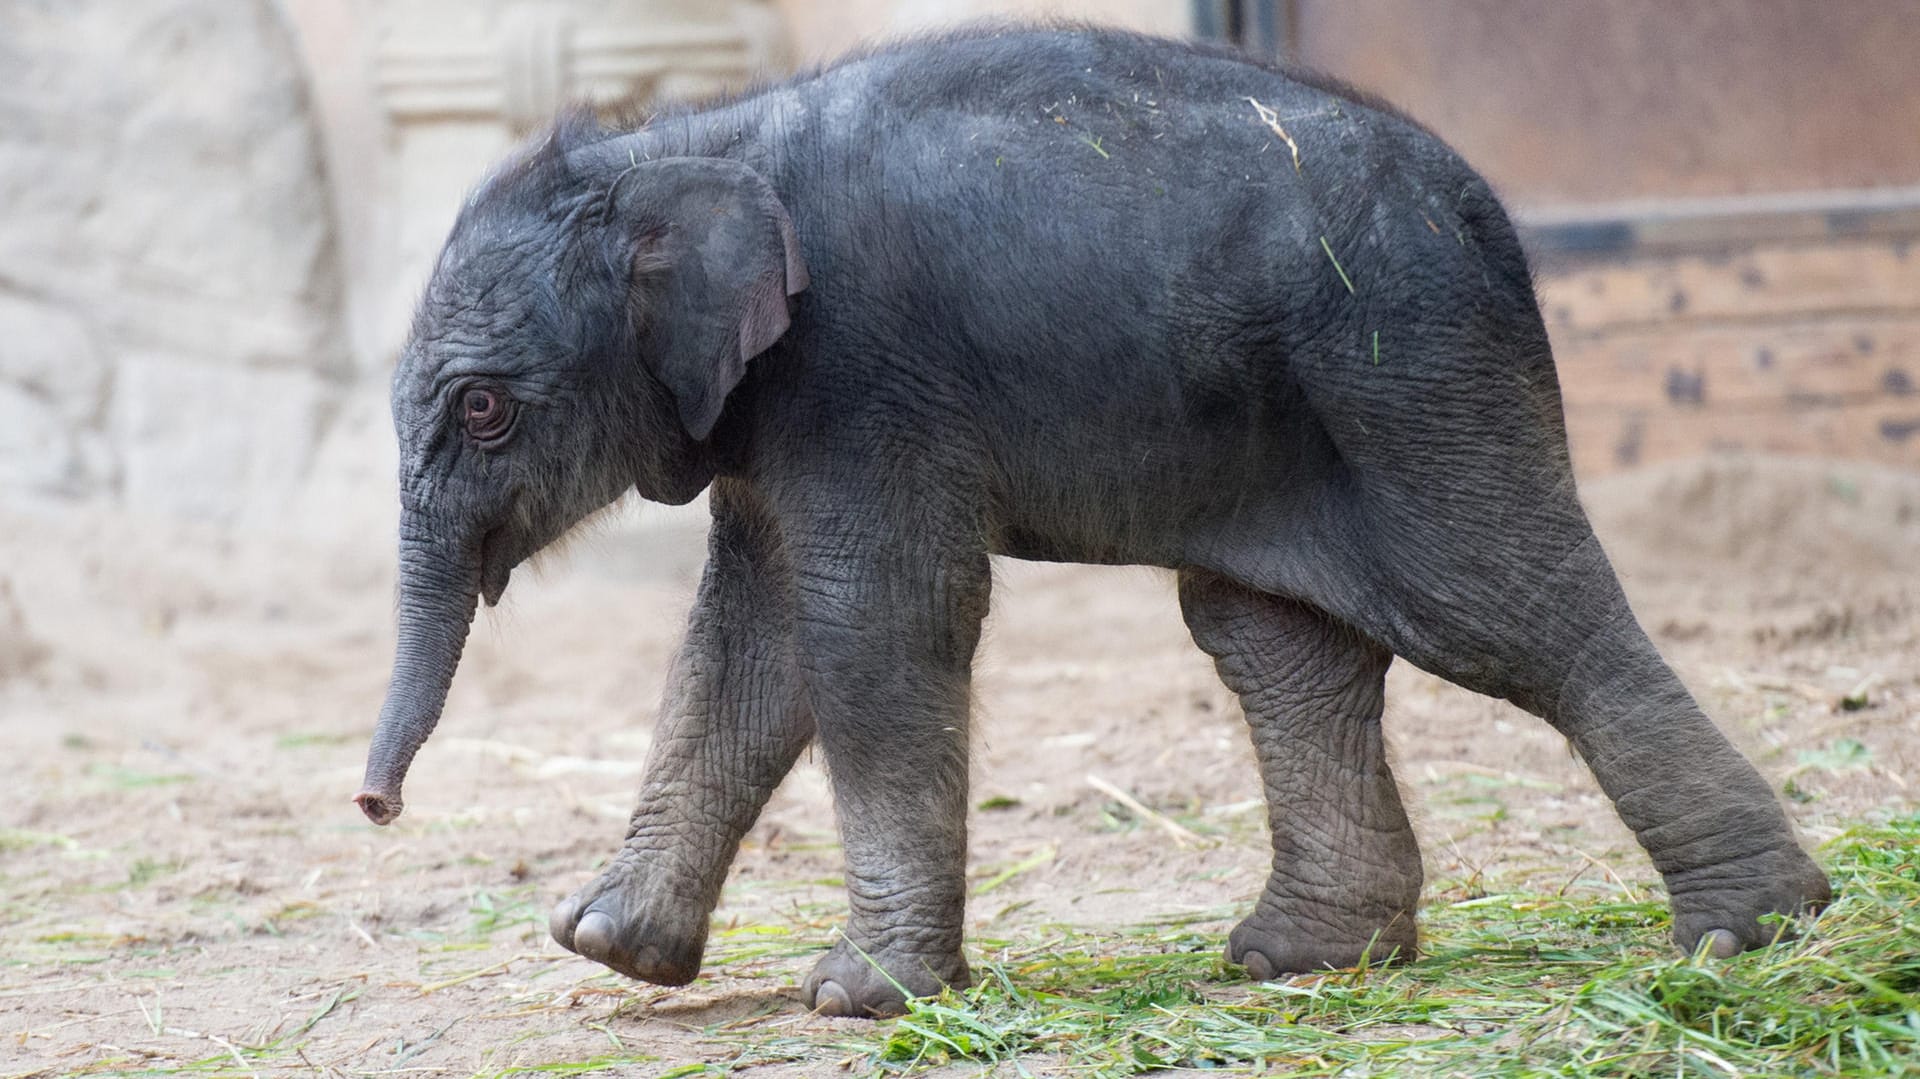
[365,528,482,828]
[354,787,404,825]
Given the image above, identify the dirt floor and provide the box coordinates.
[3,453,1917,1077]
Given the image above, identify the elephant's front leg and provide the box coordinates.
[549,482,813,984]
[785,509,991,1018]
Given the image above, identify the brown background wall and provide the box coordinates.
[1292,0,1920,210]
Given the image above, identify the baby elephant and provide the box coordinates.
[355,26,1829,1017]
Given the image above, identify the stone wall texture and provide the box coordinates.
[0,0,349,522]
[0,0,786,532]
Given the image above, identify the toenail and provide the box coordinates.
[1702,928,1741,959]
[812,979,854,1017]
[573,910,617,960]
[1241,949,1276,982]
[548,896,580,948]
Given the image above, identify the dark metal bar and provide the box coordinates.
[1192,0,1226,39]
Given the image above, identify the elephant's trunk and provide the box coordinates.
[355,527,480,825]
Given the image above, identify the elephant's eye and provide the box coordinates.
[462,387,515,443]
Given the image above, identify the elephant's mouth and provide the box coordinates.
[478,525,521,607]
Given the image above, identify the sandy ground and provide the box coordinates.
[2,454,1917,1077]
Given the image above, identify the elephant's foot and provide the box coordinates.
[802,936,969,1018]
[1666,844,1831,957]
[1227,892,1418,980]
[548,857,710,985]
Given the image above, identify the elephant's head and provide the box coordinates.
[355,115,808,825]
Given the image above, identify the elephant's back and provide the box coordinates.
[784,24,1491,331]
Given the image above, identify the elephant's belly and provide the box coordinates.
[984,464,1262,571]
[982,419,1342,576]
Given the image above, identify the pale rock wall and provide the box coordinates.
[280,0,789,548]
[0,0,787,541]
[284,0,790,379]
[0,0,349,523]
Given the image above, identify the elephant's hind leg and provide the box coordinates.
[1336,521,1830,957]
[1178,569,1423,978]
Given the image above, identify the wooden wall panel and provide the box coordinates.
[1542,237,1920,476]
[1539,242,1920,333]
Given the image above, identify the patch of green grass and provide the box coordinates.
[396,886,548,954]
[253,899,324,936]
[126,857,183,889]
[856,816,1920,1076]
[32,981,371,1077]
[1798,738,1874,772]
[706,920,836,970]
[973,845,1056,897]
[85,763,194,789]
[0,828,78,852]
[274,730,353,749]
[474,1054,662,1077]
[466,888,545,939]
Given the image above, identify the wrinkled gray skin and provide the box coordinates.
[357,27,1830,1017]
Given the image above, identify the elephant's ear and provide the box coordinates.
[612,156,809,440]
